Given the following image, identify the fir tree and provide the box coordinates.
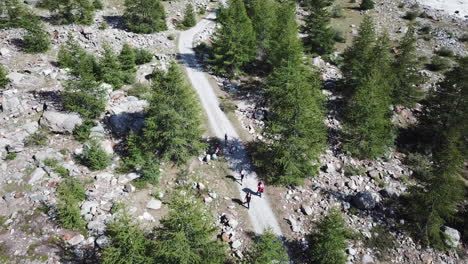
[247,229,289,264]
[124,0,167,33]
[99,44,124,89]
[248,0,277,59]
[264,62,326,185]
[392,25,424,106]
[268,1,303,67]
[142,61,205,164]
[309,208,347,264]
[101,213,153,264]
[0,64,9,88]
[42,0,95,25]
[360,0,375,10]
[80,140,110,170]
[405,129,465,249]
[63,77,106,118]
[152,193,227,263]
[210,0,256,76]
[182,4,196,28]
[303,0,335,55]
[119,43,137,84]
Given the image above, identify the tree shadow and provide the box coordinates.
[103,111,145,140]
[29,90,64,111]
[103,15,126,30]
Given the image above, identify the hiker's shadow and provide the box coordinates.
[225,174,238,182]
[242,188,256,195]
[231,198,244,206]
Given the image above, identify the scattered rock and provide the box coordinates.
[124,183,136,193]
[68,234,85,246]
[231,240,242,249]
[286,216,301,233]
[352,191,376,210]
[443,226,460,248]
[362,254,374,264]
[346,248,356,256]
[301,204,313,216]
[95,236,110,248]
[40,111,83,133]
[28,168,46,184]
[146,199,162,210]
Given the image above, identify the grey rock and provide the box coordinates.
[68,234,85,246]
[346,248,356,256]
[362,254,374,264]
[100,139,114,156]
[33,148,63,164]
[1,90,24,115]
[0,48,10,56]
[28,168,46,184]
[352,192,376,210]
[87,221,106,234]
[40,111,83,133]
[231,240,242,249]
[81,201,99,215]
[443,226,460,248]
[89,124,106,138]
[301,204,313,216]
[286,216,301,233]
[96,236,111,248]
[146,199,162,210]
[124,183,136,193]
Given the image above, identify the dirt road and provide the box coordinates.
[178,12,283,235]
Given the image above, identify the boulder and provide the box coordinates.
[0,48,10,56]
[40,111,82,133]
[68,234,85,246]
[286,216,301,233]
[1,90,25,115]
[362,254,374,264]
[124,183,136,193]
[81,201,99,215]
[28,168,46,184]
[146,199,162,210]
[352,191,376,210]
[346,248,356,256]
[100,139,114,156]
[443,226,460,248]
[231,240,242,249]
[301,204,313,216]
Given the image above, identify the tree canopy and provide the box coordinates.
[124,0,167,33]
[303,0,335,55]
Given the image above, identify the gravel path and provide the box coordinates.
[178,12,283,235]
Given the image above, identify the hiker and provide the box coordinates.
[239,170,245,184]
[244,192,252,209]
[257,181,264,197]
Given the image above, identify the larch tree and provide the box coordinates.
[210,0,256,76]
[247,229,290,264]
[309,208,348,264]
[248,0,277,59]
[152,193,227,264]
[142,61,205,164]
[99,44,124,89]
[392,25,424,106]
[119,43,137,84]
[124,0,167,33]
[0,64,9,88]
[182,4,196,28]
[303,0,335,55]
[42,0,95,25]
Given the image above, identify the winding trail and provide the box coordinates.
[178,12,282,235]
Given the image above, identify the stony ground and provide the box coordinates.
[0,0,467,263]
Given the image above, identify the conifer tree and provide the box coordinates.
[303,0,335,55]
[142,61,205,164]
[102,213,153,264]
[392,25,424,106]
[119,43,137,84]
[268,1,303,67]
[248,0,277,59]
[42,0,95,25]
[309,208,347,264]
[247,229,289,264]
[210,0,256,76]
[344,33,395,158]
[23,25,50,53]
[182,4,196,28]
[360,0,375,10]
[99,44,124,89]
[405,129,465,249]
[63,77,106,118]
[0,64,9,89]
[124,0,167,33]
[152,193,227,263]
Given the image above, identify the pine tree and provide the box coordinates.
[405,128,465,249]
[99,44,124,89]
[268,1,303,67]
[142,61,205,164]
[63,77,106,118]
[309,208,347,264]
[344,33,395,158]
[42,0,95,25]
[152,194,227,263]
[101,213,153,264]
[119,43,137,84]
[264,63,326,185]
[342,16,376,89]
[392,25,424,106]
[124,0,167,33]
[247,229,289,264]
[360,0,375,10]
[0,64,9,88]
[303,0,335,55]
[248,0,277,59]
[182,4,196,28]
[210,0,256,76]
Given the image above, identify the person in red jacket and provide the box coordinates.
[257,181,264,197]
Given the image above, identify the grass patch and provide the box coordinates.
[56,177,86,232]
[435,47,454,57]
[219,96,237,113]
[344,164,366,177]
[4,153,16,160]
[73,119,96,142]
[427,56,451,71]
[403,11,419,20]
[127,83,152,99]
[24,130,48,146]
[363,226,397,261]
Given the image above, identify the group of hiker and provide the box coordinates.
[224,133,265,210]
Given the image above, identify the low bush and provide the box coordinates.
[181,4,196,28]
[404,11,419,20]
[459,33,468,42]
[360,0,374,10]
[23,26,50,53]
[344,164,366,177]
[0,64,10,88]
[99,21,108,30]
[5,153,17,160]
[133,158,160,189]
[93,0,103,9]
[435,47,454,57]
[405,153,432,181]
[56,177,86,231]
[24,130,48,146]
[331,5,344,18]
[127,83,151,99]
[427,56,451,71]
[167,34,175,40]
[333,30,346,43]
[73,119,96,142]
[80,140,110,170]
[63,78,106,119]
[363,226,397,261]
[134,48,153,65]
[219,97,236,113]
[419,25,431,35]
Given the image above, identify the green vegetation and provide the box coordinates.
[247,229,289,264]
[364,226,397,260]
[24,130,48,146]
[56,177,86,231]
[309,208,348,264]
[63,78,106,118]
[303,0,335,55]
[181,4,196,28]
[0,65,9,88]
[79,140,110,170]
[435,47,454,57]
[343,164,366,177]
[392,25,424,106]
[73,119,96,142]
[5,152,17,160]
[127,83,152,99]
[427,55,451,71]
[210,0,256,76]
[100,44,125,89]
[41,0,96,25]
[247,0,277,60]
[134,48,153,65]
[343,17,395,159]
[124,0,167,33]
[360,0,375,10]
[403,11,419,20]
